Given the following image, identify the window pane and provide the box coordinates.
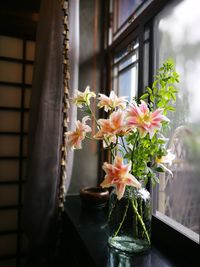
[154,0,200,242]
[0,61,22,83]
[113,39,139,100]
[114,0,148,29]
[0,185,18,206]
[0,210,18,231]
[0,136,19,157]
[0,160,19,181]
[0,86,21,108]
[0,36,23,59]
[118,0,142,26]
[118,65,138,100]
[111,0,153,39]
[0,111,20,132]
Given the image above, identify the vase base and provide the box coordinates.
[108,236,150,254]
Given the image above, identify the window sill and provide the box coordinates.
[63,195,192,267]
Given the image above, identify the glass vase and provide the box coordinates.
[108,186,151,254]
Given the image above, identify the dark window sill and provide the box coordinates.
[63,195,197,267]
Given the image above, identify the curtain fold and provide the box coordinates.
[23,0,79,251]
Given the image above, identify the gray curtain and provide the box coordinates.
[23,0,79,251]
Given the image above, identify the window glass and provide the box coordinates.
[112,39,139,101]
[154,0,200,243]
[111,0,153,42]
[118,0,144,27]
[143,27,150,88]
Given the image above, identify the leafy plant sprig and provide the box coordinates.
[67,59,179,195]
[140,59,179,114]
[123,59,180,185]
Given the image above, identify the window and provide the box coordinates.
[153,0,200,243]
[105,0,199,259]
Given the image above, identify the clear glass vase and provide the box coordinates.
[108,186,151,254]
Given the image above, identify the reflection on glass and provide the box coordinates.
[118,65,138,101]
[143,41,149,88]
[113,39,139,101]
[119,52,138,71]
[154,0,200,242]
[117,0,145,28]
[114,41,139,64]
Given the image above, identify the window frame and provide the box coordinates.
[102,0,199,264]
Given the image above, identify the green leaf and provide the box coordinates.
[140,93,149,100]
[84,107,92,115]
[153,87,158,94]
[150,95,154,102]
[171,94,176,101]
[147,87,152,94]
[155,167,164,172]
[166,106,175,112]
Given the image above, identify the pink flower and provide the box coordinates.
[100,156,141,200]
[66,116,91,149]
[93,110,129,145]
[98,91,127,112]
[127,100,169,138]
[93,118,114,140]
[109,110,129,136]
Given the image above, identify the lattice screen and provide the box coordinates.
[0,35,35,267]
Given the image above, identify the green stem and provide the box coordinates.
[105,138,115,160]
[139,199,144,238]
[112,200,129,239]
[140,198,143,220]
[87,104,115,159]
[134,199,138,237]
[87,104,100,129]
[131,132,139,173]
[131,200,150,244]
[108,197,117,222]
[120,137,129,154]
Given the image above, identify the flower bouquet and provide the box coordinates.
[67,59,179,253]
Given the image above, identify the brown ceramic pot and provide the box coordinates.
[80,186,109,209]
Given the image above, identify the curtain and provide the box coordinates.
[23,0,79,255]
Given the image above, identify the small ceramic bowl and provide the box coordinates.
[80,186,109,209]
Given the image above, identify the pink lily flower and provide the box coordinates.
[127,100,169,138]
[100,156,141,200]
[66,116,91,149]
[93,110,129,145]
[98,91,127,112]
